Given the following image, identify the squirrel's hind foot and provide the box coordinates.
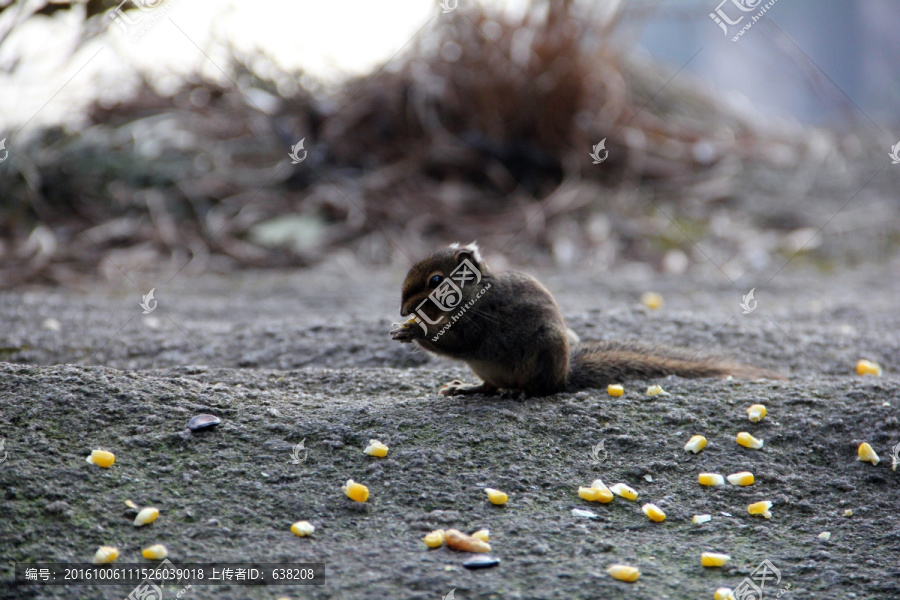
[438,380,499,396]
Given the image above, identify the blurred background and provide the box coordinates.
[0,0,898,289]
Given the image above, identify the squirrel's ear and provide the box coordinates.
[452,241,483,266]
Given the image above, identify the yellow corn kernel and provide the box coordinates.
[423,529,445,548]
[609,483,638,501]
[736,431,764,449]
[693,514,712,524]
[701,552,731,567]
[607,384,624,397]
[291,520,315,537]
[726,472,754,486]
[646,385,669,396]
[485,487,508,505]
[578,486,612,502]
[856,359,882,376]
[642,503,666,522]
[471,529,490,542]
[133,507,159,527]
[747,404,767,422]
[343,479,369,503]
[698,473,725,487]
[714,587,736,600]
[641,291,663,310]
[843,509,853,517]
[142,544,168,560]
[93,546,119,564]
[748,500,773,519]
[86,450,115,468]
[363,439,389,457]
[589,479,615,503]
[607,564,641,582]
[444,529,491,553]
[685,435,707,454]
[857,442,880,465]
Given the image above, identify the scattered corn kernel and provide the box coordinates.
[609,483,638,501]
[142,544,168,560]
[685,435,707,454]
[693,514,712,524]
[736,432,764,449]
[363,439,389,457]
[698,473,725,487]
[86,450,115,468]
[817,531,831,541]
[291,520,315,537]
[646,385,669,396]
[726,472,754,486]
[642,503,666,522]
[343,479,369,503]
[714,587,736,600]
[857,442,880,465]
[444,529,491,553]
[747,404,767,422]
[843,509,853,517]
[748,500,773,519]
[423,529,445,548]
[641,291,664,310]
[588,479,615,503]
[133,507,159,527]
[607,564,641,582]
[701,552,731,567]
[856,359,882,376]
[578,486,613,503]
[485,488,508,505]
[471,529,490,542]
[124,500,138,510]
[607,384,624,397]
[93,546,119,564]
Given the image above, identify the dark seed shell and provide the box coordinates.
[188,414,221,431]
[462,555,500,570]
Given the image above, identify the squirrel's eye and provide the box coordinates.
[428,275,443,289]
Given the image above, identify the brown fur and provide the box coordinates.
[392,244,782,397]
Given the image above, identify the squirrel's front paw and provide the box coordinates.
[390,320,422,344]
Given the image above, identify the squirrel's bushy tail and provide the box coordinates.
[566,340,782,391]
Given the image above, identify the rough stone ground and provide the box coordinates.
[1,254,899,600]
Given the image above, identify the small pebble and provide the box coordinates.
[571,508,598,519]
[462,555,500,570]
[818,531,831,541]
[188,414,221,431]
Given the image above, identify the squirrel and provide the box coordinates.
[390,242,781,397]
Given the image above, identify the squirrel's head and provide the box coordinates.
[400,242,489,317]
